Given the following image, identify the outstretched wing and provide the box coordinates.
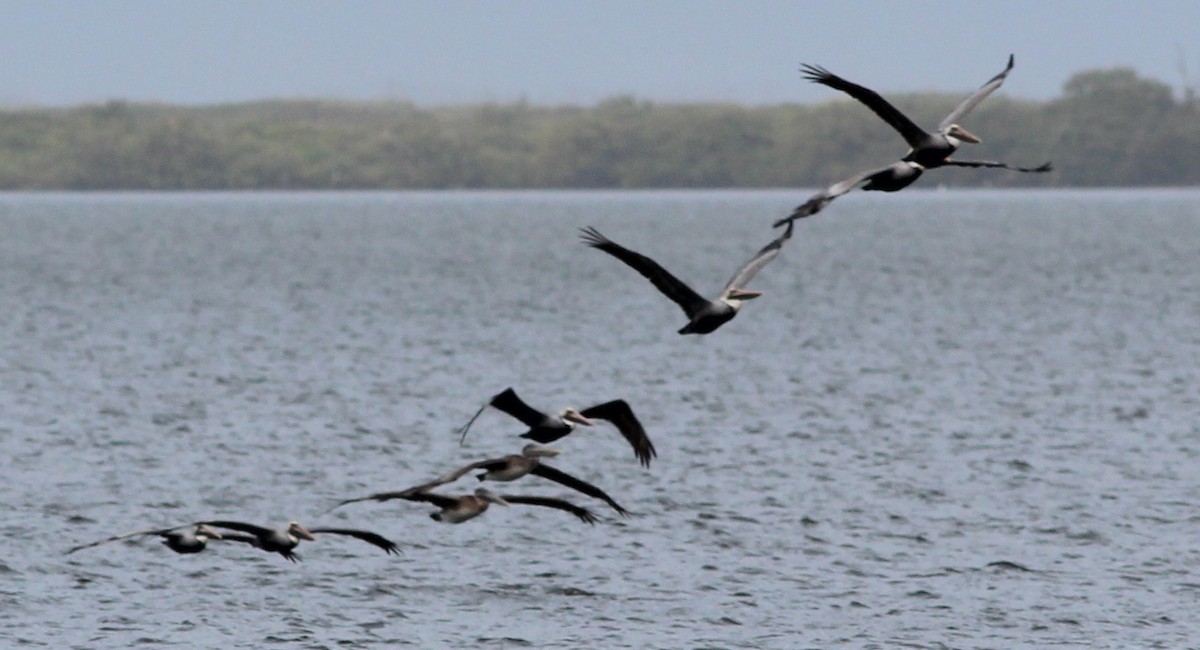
[65,527,170,554]
[774,162,917,228]
[308,527,400,555]
[335,480,467,508]
[488,388,550,429]
[459,387,548,443]
[721,219,793,292]
[580,226,710,319]
[199,520,272,537]
[529,464,629,516]
[802,63,927,148]
[214,532,259,546]
[500,495,598,524]
[941,159,1052,172]
[939,54,1014,130]
[579,399,656,467]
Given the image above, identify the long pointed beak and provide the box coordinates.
[726,289,763,301]
[294,525,316,541]
[197,526,223,540]
[565,412,595,427]
[953,126,981,144]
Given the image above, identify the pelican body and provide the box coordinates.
[342,443,630,516]
[774,56,1052,227]
[580,220,792,335]
[459,388,656,467]
[201,520,399,562]
[802,55,1022,170]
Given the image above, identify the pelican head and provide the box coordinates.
[287,521,316,541]
[560,408,595,427]
[474,487,510,506]
[944,123,981,145]
[521,443,562,458]
[194,524,224,541]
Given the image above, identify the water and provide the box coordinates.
[2,189,1199,648]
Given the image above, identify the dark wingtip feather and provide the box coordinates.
[579,225,609,248]
[799,63,832,83]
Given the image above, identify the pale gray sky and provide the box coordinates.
[1,0,1197,107]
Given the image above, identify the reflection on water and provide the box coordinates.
[2,189,1199,648]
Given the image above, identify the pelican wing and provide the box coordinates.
[335,479,461,508]
[199,520,273,537]
[214,532,258,545]
[720,218,793,292]
[580,226,710,318]
[500,495,598,524]
[941,159,1052,173]
[65,526,173,554]
[579,399,656,467]
[391,490,462,510]
[438,456,512,484]
[308,527,400,555]
[489,388,550,428]
[774,162,916,228]
[939,54,1014,130]
[529,463,630,516]
[802,63,927,148]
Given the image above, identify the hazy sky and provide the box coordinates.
[2,0,1198,107]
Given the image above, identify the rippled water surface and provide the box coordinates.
[2,189,1199,648]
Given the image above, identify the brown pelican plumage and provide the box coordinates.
[459,387,656,467]
[805,55,1050,171]
[774,55,1051,226]
[65,523,229,555]
[342,486,598,525]
[581,220,793,335]
[339,443,630,516]
[200,520,399,562]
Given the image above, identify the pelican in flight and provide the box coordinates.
[342,486,598,524]
[459,387,656,467]
[581,219,793,335]
[774,55,1051,226]
[339,443,630,516]
[200,520,399,562]
[65,523,231,556]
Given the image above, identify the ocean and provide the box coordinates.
[2,188,1199,648]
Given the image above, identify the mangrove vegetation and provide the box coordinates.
[0,67,1195,190]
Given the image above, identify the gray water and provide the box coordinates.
[2,189,1199,649]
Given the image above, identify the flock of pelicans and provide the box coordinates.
[66,56,1051,563]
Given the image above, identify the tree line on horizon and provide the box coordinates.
[0,67,1195,191]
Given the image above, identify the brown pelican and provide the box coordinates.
[342,486,598,524]
[200,520,399,562]
[458,387,656,467]
[803,55,1050,172]
[65,523,230,555]
[338,443,630,516]
[773,56,1051,226]
[581,219,793,335]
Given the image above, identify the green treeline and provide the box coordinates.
[0,67,1195,190]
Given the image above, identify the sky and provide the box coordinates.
[1,0,1198,108]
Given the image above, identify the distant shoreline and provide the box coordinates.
[1,67,1195,190]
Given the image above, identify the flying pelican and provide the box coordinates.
[338,443,630,516]
[200,520,399,562]
[342,486,598,524]
[458,388,656,467]
[65,523,231,556]
[803,55,1051,172]
[581,219,793,335]
[773,56,1051,226]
